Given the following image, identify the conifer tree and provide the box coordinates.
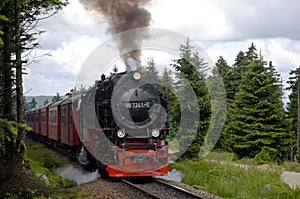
[145,56,158,76]
[208,56,232,149]
[206,60,227,150]
[287,67,300,161]
[171,38,211,158]
[226,51,248,102]
[215,56,232,100]
[245,43,259,62]
[225,52,294,163]
[159,67,178,138]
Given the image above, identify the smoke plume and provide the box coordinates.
[80,0,152,70]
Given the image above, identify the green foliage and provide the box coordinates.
[224,44,294,163]
[0,0,68,164]
[144,56,159,75]
[172,159,300,199]
[205,151,236,162]
[25,97,38,110]
[5,188,40,199]
[0,119,18,145]
[0,119,31,159]
[0,14,8,46]
[26,143,65,169]
[159,67,179,138]
[286,67,300,160]
[43,99,49,105]
[26,142,76,188]
[50,174,77,188]
[254,148,273,165]
[65,85,86,98]
[52,93,63,102]
[205,59,227,153]
[170,38,211,158]
[52,192,93,199]
[283,161,300,173]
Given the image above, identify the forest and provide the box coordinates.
[141,40,299,165]
[0,0,68,196]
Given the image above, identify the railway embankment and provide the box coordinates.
[20,139,300,198]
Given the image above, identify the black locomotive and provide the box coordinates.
[80,70,171,177]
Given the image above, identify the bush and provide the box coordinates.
[254,149,273,165]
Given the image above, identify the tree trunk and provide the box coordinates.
[15,0,25,159]
[2,5,15,161]
[297,66,300,162]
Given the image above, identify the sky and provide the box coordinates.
[23,0,300,102]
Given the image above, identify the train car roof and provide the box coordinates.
[25,106,39,113]
[61,94,81,106]
[25,101,54,113]
[37,102,53,110]
[49,98,68,108]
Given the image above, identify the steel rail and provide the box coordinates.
[121,179,161,199]
[121,178,207,199]
[154,179,207,199]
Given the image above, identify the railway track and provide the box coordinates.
[121,178,207,199]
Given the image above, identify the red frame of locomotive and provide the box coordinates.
[25,94,170,177]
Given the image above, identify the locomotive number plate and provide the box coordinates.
[124,102,150,109]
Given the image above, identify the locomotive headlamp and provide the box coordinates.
[133,71,142,80]
[152,129,160,137]
[117,129,125,138]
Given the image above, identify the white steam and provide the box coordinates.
[55,164,100,185]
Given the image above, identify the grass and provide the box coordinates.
[172,158,300,199]
[26,142,66,169]
[5,189,93,199]
[205,151,300,173]
[25,141,76,188]
[282,161,300,173]
[51,192,93,199]
[15,140,89,198]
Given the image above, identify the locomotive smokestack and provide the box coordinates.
[80,0,152,70]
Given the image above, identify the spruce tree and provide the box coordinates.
[286,67,300,160]
[208,56,232,149]
[215,56,232,100]
[245,43,259,62]
[171,38,211,158]
[159,67,178,138]
[226,51,248,102]
[145,56,158,76]
[225,56,294,163]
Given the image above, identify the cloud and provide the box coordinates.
[24,0,300,98]
[149,0,300,41]
[203,38,300,90]
[210,0,300,40]
[36,0,107,50]
[24,35,101,95]
[149,0,233,41]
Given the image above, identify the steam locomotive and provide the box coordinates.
[25,70,170,177]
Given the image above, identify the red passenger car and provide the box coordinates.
[39,103,52,136]
[28,109,35,131]
[48,99,66,141]
[34,107,41,134]
[60,95,81,147]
